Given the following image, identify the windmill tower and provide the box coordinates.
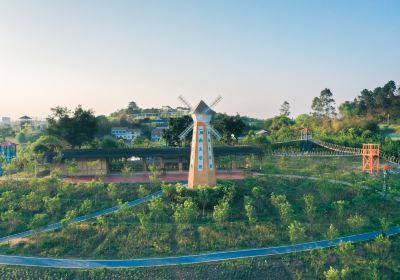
[178,95,223,188]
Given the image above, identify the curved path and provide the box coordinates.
[0,174,399,268]
[0,227,399,268]
[0,173,352,244]
[0,191,163,243]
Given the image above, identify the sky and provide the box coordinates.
[0,0,399,120]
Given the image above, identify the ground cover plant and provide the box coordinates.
[261,155,400,197]
[1,168,398,260]
[0,234,399,279]
[0,177,158,237]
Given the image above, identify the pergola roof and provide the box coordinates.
[19,115,32,120]
[62,146,262,160]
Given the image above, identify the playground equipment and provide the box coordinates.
[300,128,313,141]
[0,141,17,161]
[178,95,223,188]
[273,130,399,172]
[0,141,17,176]
[382,164,390,197]
[362,144,380,174]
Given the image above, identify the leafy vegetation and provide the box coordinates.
[0,177,157,237]
[0,166,398,261]
[47,106,98,148]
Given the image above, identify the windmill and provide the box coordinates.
[178,95,223,188]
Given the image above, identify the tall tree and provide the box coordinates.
[213,114,246,144]
[47,105,98,147]
[197,186,212,216]
[163,115,192,147]
[311,88,336,117]
[280,101,290,117]
[339,81,400,119]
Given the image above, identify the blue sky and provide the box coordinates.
[0,0,399,119]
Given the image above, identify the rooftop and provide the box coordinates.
[19,115,32,120]
[192,100,213,115]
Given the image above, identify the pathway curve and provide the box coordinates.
[0,174,399,268]
[0,227,398,268]
[0,191,163,244]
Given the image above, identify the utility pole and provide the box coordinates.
[34,153,37,178]
[382,164,390,199]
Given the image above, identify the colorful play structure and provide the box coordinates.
[0,141,17,176]
[362,144,380,174]
[274,128,399,174]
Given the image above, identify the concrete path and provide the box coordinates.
[0,191,163,244]
[0,226,398,268]
[0,173,399,268]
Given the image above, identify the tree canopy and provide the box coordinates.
[162,115,193,147]
[311,88,336,117]
[213,114,246,144]
[340,80,400,120]
[46,106,98,148]
[280,101,290,117]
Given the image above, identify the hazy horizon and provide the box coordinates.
[1,0,399,120]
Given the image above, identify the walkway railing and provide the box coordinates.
[0,191,163,244]
[310,139,362,155]
[0,226,398,268]
[272,138,400,168]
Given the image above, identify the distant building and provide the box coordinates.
[33,120,48,132]
[0,117,11,125]
[151,127,166,141]
[128,101,140,112]
[177,107,190,114]
[18,115,34,129]
[152,118,169,127]
[111,127,141,141]
[19,115,33,122]
[161,105,172,111]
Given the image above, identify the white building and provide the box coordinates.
[0,117,11,125]
[111,127,141,141]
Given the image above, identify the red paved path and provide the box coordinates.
[65,170,248,183]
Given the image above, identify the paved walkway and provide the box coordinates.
[0,226,398,268]
[0,171,246,244]
[0,173,399,268]
[0,191,163,244]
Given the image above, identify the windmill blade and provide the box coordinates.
[209,95,223,109]
[209,125,222,140]
[178,95,192,111]
[179,123,194,139]
[203,95,222,114]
